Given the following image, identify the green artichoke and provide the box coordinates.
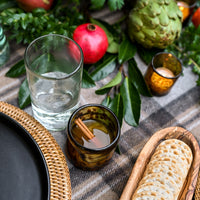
[128,0,183,49]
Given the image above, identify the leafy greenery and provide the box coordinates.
[82,69,96,88]
[107,0,124,11]
[18,79,31,109]
[120,76,141,126]
[118,36,137,64]
[6,59,25,77]
[128,58,152,97]
[0,3,84,44]
[90,54,117,81]
[166,23,200,85]
[136,45,160,65]
[95,71,122,95]
[90,0,124,11]
[0,0,125,45]
[0,0,17,11]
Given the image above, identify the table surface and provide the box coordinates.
[1,11,200,200]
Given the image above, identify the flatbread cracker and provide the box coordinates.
[147,157,188,177]
[132,182,174,199]
[138,173,179,198]
[132,139,193,200]
[143,162,184,186]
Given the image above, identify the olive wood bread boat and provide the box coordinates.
[120,126,200,200]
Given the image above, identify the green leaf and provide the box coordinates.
[32,8,47,15]
[0,0,17,12]
[16,33,23,44]
[6,59,26,77]
[118,37,136,64]
[196,76,200,86]
[193,63,200,75]
[82,69,96,88]
[90,0,106,10]
[109,93,124,127]
[196,1,200,7]
[120,77,141,126]
[115,145,121,154]
[95,71,122,94]
[90,54,117,81]
[107,0,124,11]
[107,41,119,54]
[101,94,123,156]
[18,79,31,109]
[107,94,122,155]
[128,58,152,97]
[31,53,55,74]
[137,45,160,65]
[101,96,111,107]
[21,18,27,30]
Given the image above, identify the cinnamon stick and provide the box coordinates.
[74,118,103,148]
[75,118,94,140]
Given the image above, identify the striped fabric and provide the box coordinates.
[1,32,200,200]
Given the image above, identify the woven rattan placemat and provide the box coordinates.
[195,170,200,200]
[0,101,71,200]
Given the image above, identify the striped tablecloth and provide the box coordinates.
[1,19,200,200]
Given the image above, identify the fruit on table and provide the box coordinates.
[73,23,108,64]
[128,0,183,49]
[192,7,200,28]
[16,0,54,12]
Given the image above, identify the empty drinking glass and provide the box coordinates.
[24,34,83,131]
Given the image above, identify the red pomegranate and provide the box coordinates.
[17,0,54,12]
[73,23,109,64]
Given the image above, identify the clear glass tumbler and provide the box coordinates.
[24,34,83,131]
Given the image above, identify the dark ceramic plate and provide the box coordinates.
[0,112,50,200]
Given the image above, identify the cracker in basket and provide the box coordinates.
[131,190,163,200]
[132,182,174,199]
[138,173,179,198]
[144,161,184,178]
[151,150,189,166]
[155,139,193,165]
[143,162,183,187]
[147,157,188,178]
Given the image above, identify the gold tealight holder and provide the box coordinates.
[176,0,196,21]
[144,52,182,96]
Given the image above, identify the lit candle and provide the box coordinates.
[150,68,174,94]
[177,1,190,21]
[144,52,182,96]
[156,67,175,78]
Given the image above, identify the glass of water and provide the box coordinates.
[24,34,83,131]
